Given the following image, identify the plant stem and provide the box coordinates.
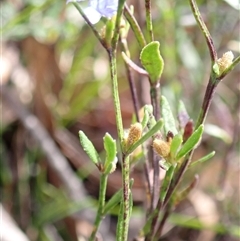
[163,74,218,209]
[153,203,172,240]
[120,36,140,122]
[89,173,108,241]
[121,154,130,241]
[189,0,217,62]
[108,50,124,141]
[146,164,175,241]
[161,0,220,210]
[150,84,161,210]
[145,0,154,42]
[109,33,130,241]
[112,0,126,50]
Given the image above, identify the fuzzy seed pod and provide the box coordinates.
[217,51,234,75]
[153,139,171,158]
[126,123,143,148]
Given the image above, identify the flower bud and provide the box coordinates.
[153,139,171,158]
[216,51,234,75]
[126,123,143,148]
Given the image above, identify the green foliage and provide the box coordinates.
[190,151,216,167]
[176,124,204,160]
[140,41,164,84]
[103,133,117,167]
[79,131,100,165]
[170,134,183,159]
[161,95,178,135]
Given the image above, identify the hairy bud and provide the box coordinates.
[153,139,171,158]
[126,123,143,148]
[217,51,234,75]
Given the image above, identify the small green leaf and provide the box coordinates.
[79,131,100,165]
[140,41,164,83]
[176,125,204,160]
[212,62,220,76]
[103,133,117,166]
[104,188,122,215]
[190,151,215,167]
[104,159,117,174]
[161,96,178,135]
[170,134,183,158]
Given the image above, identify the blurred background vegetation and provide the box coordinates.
[1,0,239,240]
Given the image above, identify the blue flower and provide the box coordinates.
[67,0,118,24]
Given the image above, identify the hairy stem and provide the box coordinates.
[108,50,124,141]
[121,154,130,241]
[89,174,108,241]
[145,0,154,42]
[112,0,126,50]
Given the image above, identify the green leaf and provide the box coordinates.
[190,151,215,167]
[79,131,100,165]
[176,125,204,160]
[161,96,178,135]
[103,133,117,166]
[140,41,164,83]
[104,188,122,215]
[212,62,220,76]
[170,134,183,158]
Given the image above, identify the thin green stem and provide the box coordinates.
[108,50,124,141]
[145,0,154,42]
[189,0,217,62]
[120,36,140,122]
[112,0,126,50]
[121,154,130,241]
[89,173,108,241]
